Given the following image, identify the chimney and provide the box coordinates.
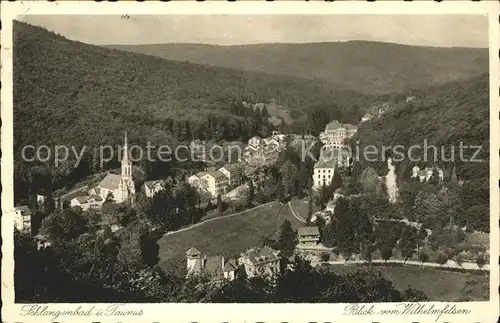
[221,256,225,269]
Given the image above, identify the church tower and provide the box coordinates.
[119,132,135,203]
[121,131,132,178]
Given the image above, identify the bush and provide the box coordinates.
[435,252,449,266]
[320,252,331,262]
[476,255,486,268]
[419,252,429,264]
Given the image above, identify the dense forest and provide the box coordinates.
[108,41,488,94]
[14,21,374,155]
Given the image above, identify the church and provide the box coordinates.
[89,132,136,204]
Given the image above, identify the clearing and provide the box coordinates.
[321,263,489,301]
[157,201,304,274]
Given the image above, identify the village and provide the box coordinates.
[14,101,488,285]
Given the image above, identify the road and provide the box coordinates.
[312,259,490,272]
[163,201,276,236]
[287,201,307,223]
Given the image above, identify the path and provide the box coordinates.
[312,259,490,272]
[288,201,307,223]
[163,201,276,236]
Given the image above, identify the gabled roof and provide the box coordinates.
[298,226,320,236]
[15,205,32,216]
[205,171,227,181]
[220,162,243,172]
[314,161,336,169]
[143,179,165,189]
[194,171,208,178]
[325,120,341,131]
[223,259,238,272]
[343,123,358,131]
[98,173,123,190]
[186,247,201,256]
[243,246,280,265]
[73,196,90,204]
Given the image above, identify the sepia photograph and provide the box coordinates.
[2,1,499,323]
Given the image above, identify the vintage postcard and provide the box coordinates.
[1,1,499,323]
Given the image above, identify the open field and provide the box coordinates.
[290,199,318,219]
[157,201,303,274]
[321,263,489,301]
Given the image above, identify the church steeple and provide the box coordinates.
[121,131,132,178]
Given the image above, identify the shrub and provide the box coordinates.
[436,252,449,266]
[476,255,486,269]
[320,252,331,262]
[419,252,429,264]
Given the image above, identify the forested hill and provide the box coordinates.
[354,73,489,182]
[13,21,374,157]
[107,41,488,94]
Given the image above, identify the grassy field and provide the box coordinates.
[322,264,489,301]
[157,201,303,274]
[290,199,318,220]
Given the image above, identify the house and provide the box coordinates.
[92,132,135,204]
[271,131,286,143]
[418,170,427,182]
[186,247,237,281]
[218,162,244,188]
[297,226,320,247]
[202,171,229,197]
[37,193,46,205]
[312,161,336,189]
[319,121,358,149]
[248,136,262,149]
[263,138,280,151]
[70,195,104,211]
[142,180,166,198]
[320,147,351,168]
[239,246,281,278]
[14,206,33,234]
[411,165,420,178]
[361,113,373,123]
[188,172,207,189]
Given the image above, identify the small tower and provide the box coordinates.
[186,247,201,274]
[121,131,132,178]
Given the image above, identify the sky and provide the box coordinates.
[19,14,488,48]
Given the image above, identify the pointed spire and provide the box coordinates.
[123,131,129,161]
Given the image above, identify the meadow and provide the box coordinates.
[157,201,303,274]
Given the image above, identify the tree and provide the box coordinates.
[436,252,448,266]
[476,255,485,269]
[317,183,329,209]
[277,220,298,258]
[280,160,299,197]
[399,227,418,262]
[247,180,255,206]
[261,106,270,118]
[327,167,342,196]
[419,251,429,264]
[360,167,380,194]
[217,194,224,214]
[380,245,393,263]
[40,208,89,241]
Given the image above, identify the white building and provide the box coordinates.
[186,247,237,281]
[218,163,244,188]
[312,161,336,189]
[90,132,135,204]
[142,180,166,198]
[70,195,104,211]
[14,206,33,234]
[297,226,320,247]
[319,121,358,149]
[238,246,281,279]
[202,171,229,198]
[248,136,262,149]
